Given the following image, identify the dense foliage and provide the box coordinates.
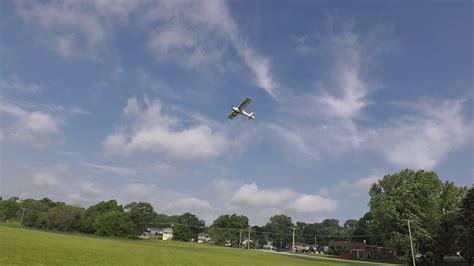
[0,169,471,264]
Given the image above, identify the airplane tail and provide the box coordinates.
[248,112,256,120]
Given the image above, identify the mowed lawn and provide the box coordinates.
[0,224,381,266]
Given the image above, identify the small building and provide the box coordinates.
[197,233,211,243]
[341,242,366,259]
[330,241,397,260]
[262,240,275,250]
[328,240,350,255]
[139,231,152,239]
[294,243,310,252]
[365,245,396,259]
[141,227,173,240]
[161,227,173,240]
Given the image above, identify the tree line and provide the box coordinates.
[1,169,473,265]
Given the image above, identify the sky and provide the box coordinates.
[0,0,473,225]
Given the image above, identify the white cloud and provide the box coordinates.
[239,47,278,99]
[171,197,212,212]
[232,183,296,207]
[231,182,338,214]
[125,182,155,197]
[32,164,67,187]
[38,103,91,116]
[0,75,43,93]
[309,23,369,121]
[0,101,29,117]
[103,97,229,161]
[289,194,339,213]
[13,111,58,144]
[319,66,368,120]
[151,162,172,174]
[370,99,472,169]
[55,35,76,57]
[0,100,65,145]
[319,175,379,197]
[208,179,241,199]
[79,182,103,196]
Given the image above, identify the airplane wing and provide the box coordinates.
[228,111,239,120]
[237,97,252,110]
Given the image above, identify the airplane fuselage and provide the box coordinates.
[232,106,255,119]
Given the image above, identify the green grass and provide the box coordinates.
[0,223,385,265]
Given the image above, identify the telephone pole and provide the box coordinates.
[247,226,251,249]
[20,208,26,224]
[292,227,297,255]
[404,219,416,266]
[239,229,242,248]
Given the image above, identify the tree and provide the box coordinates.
[0,197,22,221]
[265,214,293,250]
[430,182,468,262]
[41,205,84,231]
[458,187,474,265]
[368,169,465,262]
[82,200,124,234]
[173,212,204,241]
[20,199,52,228]
[124,202,157,235]
[93,211,131,237]
[209,214,249,246]
[343,219,358,231]
[352,212,380,244]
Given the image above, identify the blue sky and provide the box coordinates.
[1,0,472,225]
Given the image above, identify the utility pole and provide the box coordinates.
[248,226,251,249]
[405,219,416,266]
[292,227,296,255]
[239,229,242,248]
[20,208,26,224]
[314,235,317,250]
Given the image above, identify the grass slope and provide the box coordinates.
[0,224,381,266]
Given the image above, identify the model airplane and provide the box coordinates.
[228,97,256,120]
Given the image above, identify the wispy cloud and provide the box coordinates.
[16,0,139,58]
[144,0,278,99]
[369,99,472,169]
[81,162,138,177]
[0,75,43,93]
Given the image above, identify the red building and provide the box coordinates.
[328,240,396,260]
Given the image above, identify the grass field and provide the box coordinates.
[0,223,389,266]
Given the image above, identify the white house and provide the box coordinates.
[197,233,211,243]
[162,227,173,240]
[141,227,173,240]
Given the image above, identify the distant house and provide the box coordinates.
[139,231,152,239]
[241,239,253,247]
[328,240,350,254]
[262,240,275,250]
[364,245,396,259]
[197,233,211,243]
[161,227,173,240]
[140,227,173,240]
[294,243,310,252]
[328,240,396,260]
